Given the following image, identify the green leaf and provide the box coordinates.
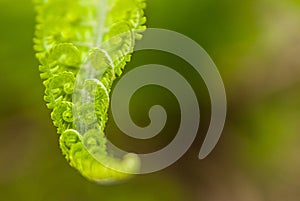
[34,0,146,183]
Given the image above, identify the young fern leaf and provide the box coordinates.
[34,0,146,183]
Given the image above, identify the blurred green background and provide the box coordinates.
[1,0,300,200]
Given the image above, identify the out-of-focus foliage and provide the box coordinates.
[1,0,300,200]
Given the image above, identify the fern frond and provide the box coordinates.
[34,0,146,183]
